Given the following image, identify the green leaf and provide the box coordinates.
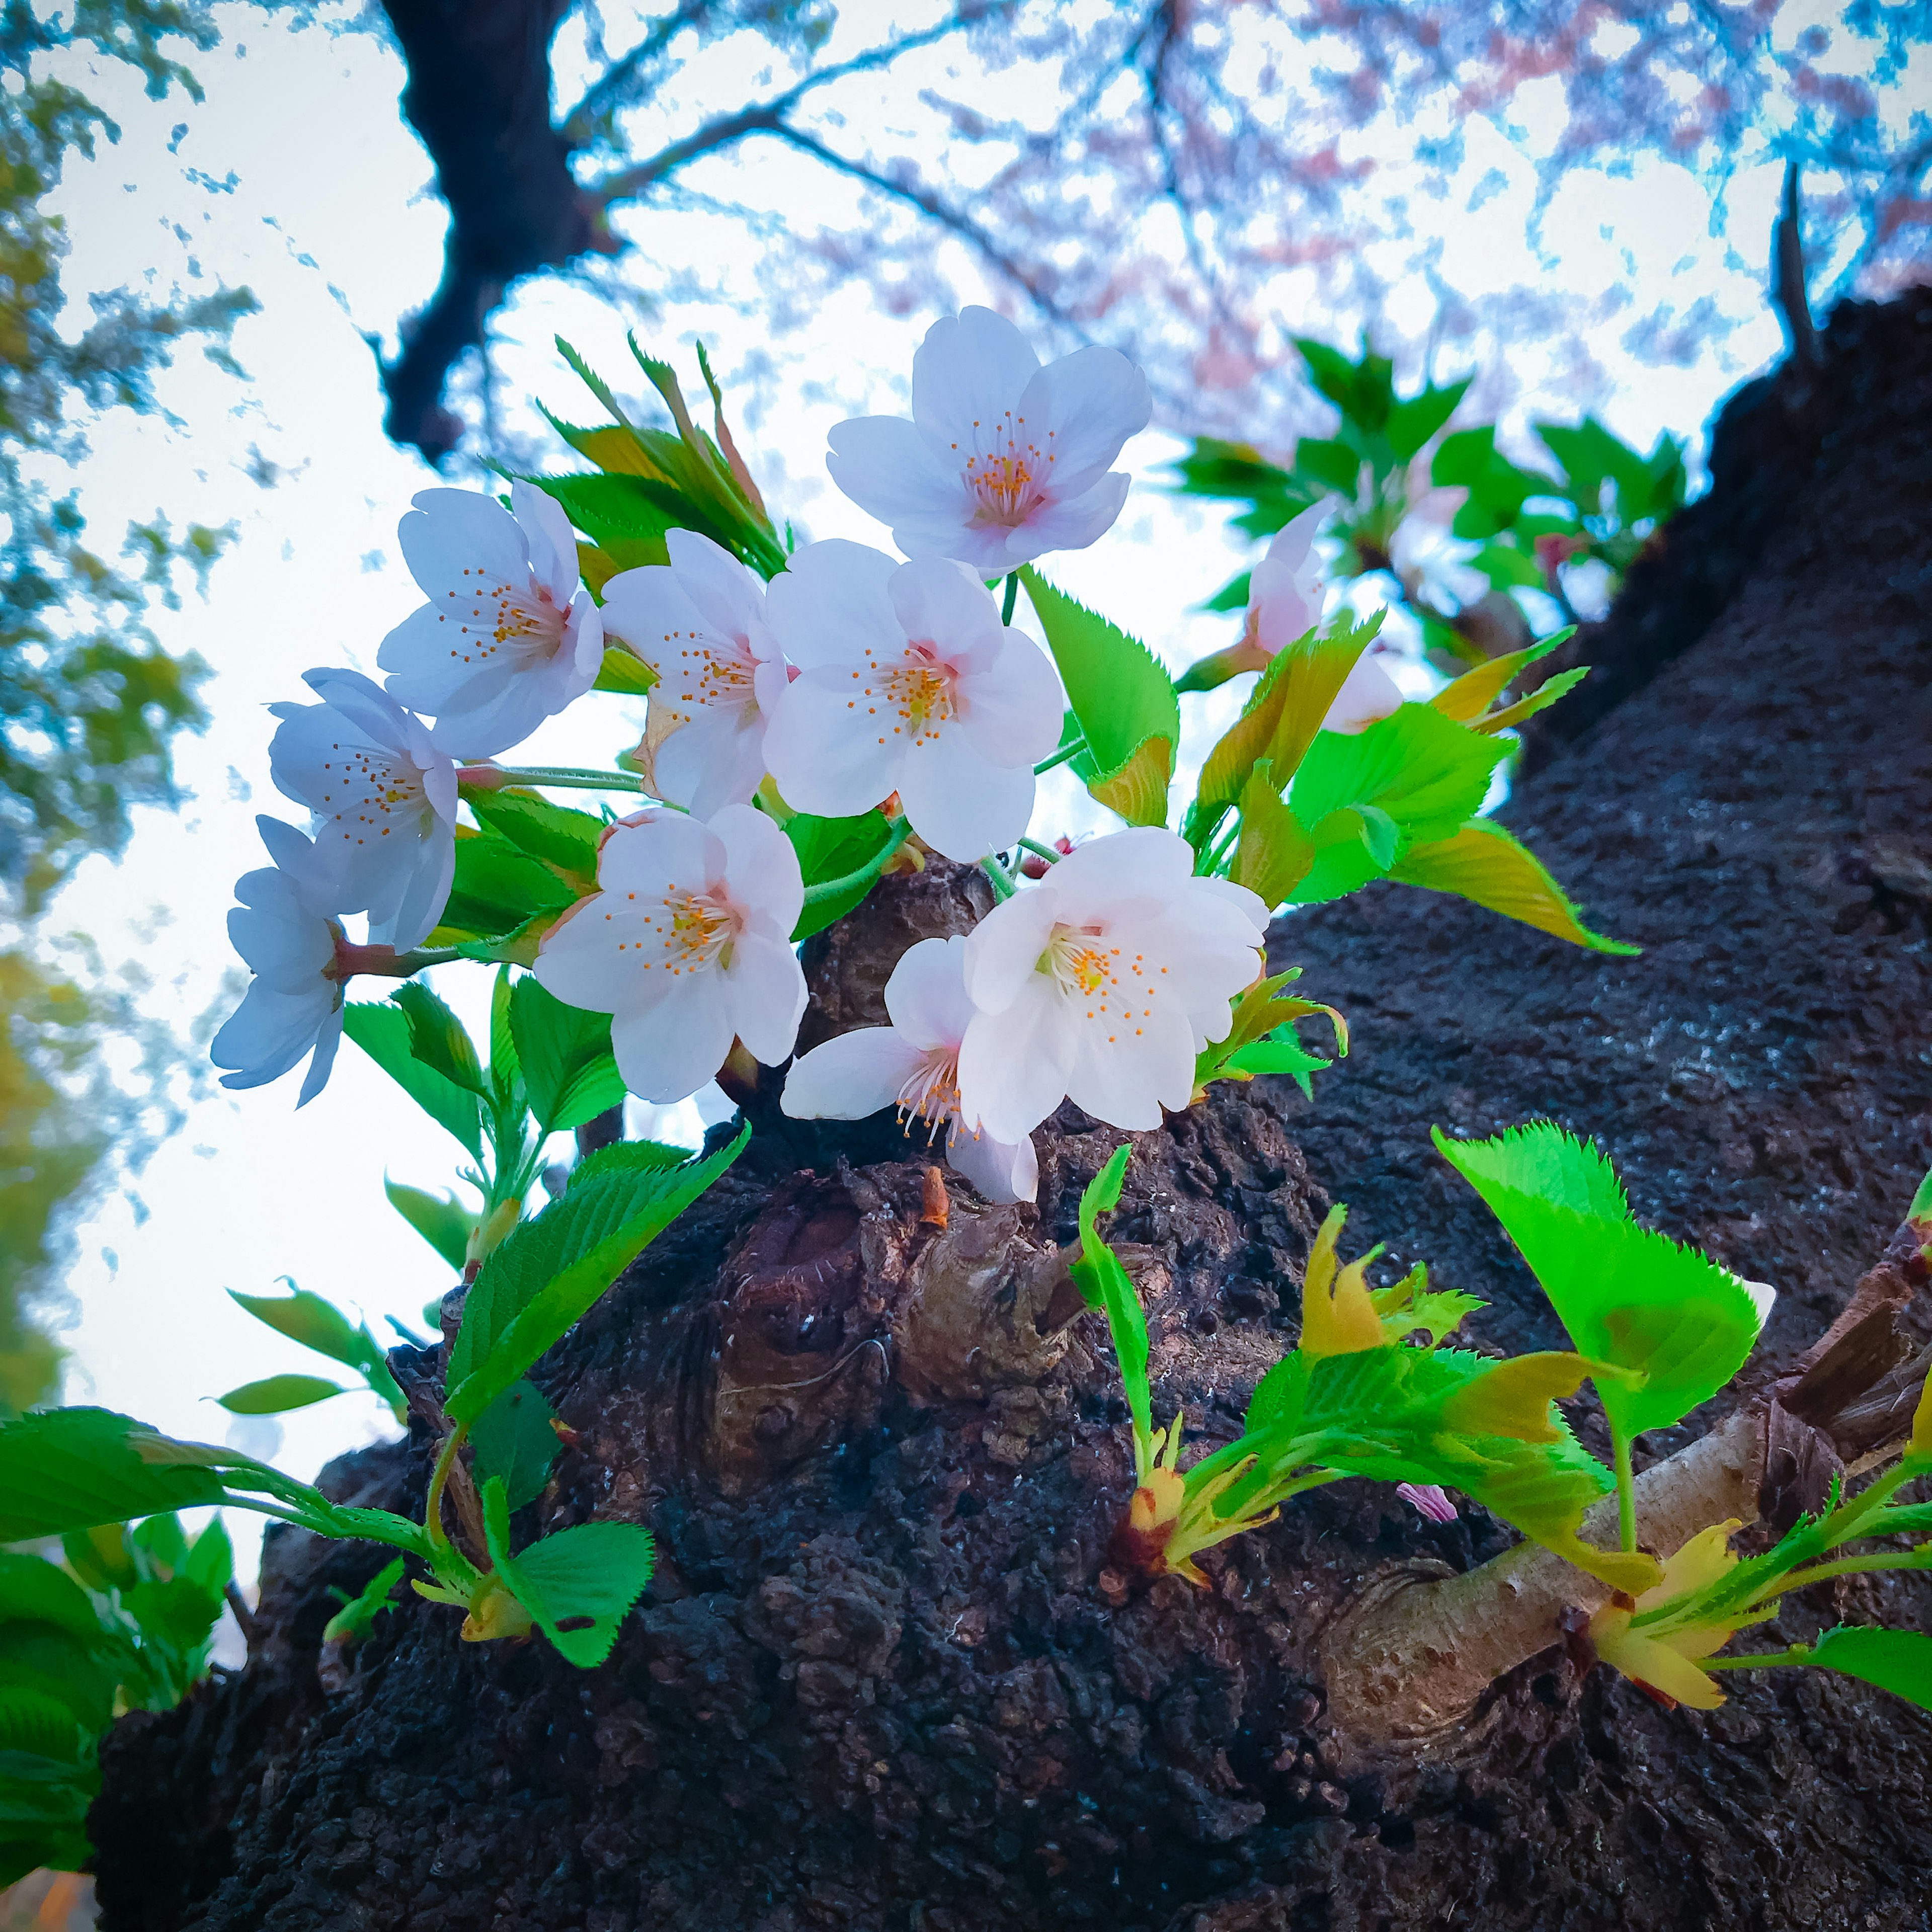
[123,1576,223,1657]
[0,1409,229,1542]
[0,1557,107,1646]
[594,645,659,695]
[215,1374,347,1415]
[508,976,627,1135]
[228,1285,363,1365]
[343,1002,484,1157]
[784,809,898,940]
[59,1526,136,1595]
[321,1557,407,1647]
[433,825,577,944]
[0,1627,123,1734]
[480,1478,655,1668]
[1294,435,1362,495]
[385,1180,475,1273]
[1018,570,1178,828]
[1427,635,1564,723]
[464,788,603,881]
[1188,612,1385,843]
[1799,1626,1932,1712]
[444,1130,748,1425]
[1230,760,1316,911]
[1291,704,1507,853]
[183,1518,233,1598]
[470,1379,560,1511]
[1386,379,1470,461]
[525,471,678,571]
[1390,820,1639,954]
[390,983,486,1094]
[1224,1031,1333,1098]
[1068,1148,1151,1452]
[1431,426,1498,488]
[131,1512,189,1577]
[1434,1123,1763,1436]
[1471,541,1548,592]
[0,1689,91,1769]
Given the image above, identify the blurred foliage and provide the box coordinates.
[2,0,256,1410]
[1171,336,1687,673]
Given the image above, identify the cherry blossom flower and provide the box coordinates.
[1178,501,1341,694]
[826,307,1152,573]
[782,935,1037,1204]
[598,529,787,817]
[763,541,1061,862]
[210,819,350,1107]
[269,669,459,950]
[956,829,1268,1140]
[533,804,807,1103]
[379,481,603,758]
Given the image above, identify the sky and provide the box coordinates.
[31,1,1825,1588]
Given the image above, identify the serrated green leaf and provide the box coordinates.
[785,809,897,940]
[59,1525,136,1595]
[216,1374,347,1416]
[525,471,678,571]
[464,788,604,881]
[385,1180,475,1273]
[1470,665,1589,736]
[1391,820,1638,953]
[435,825,578,942]
[1231,760,1316,910]
[509,975,628,1135]
[0,1410,230,1542]
[1291,703,1507,855]
[322,1556,407,1647]
[0,1690,91,1768]
[480,1478,655,1668]
[1018,570,1177,828]
[445,1129,747,1425]
[1434,1124,1762,1436]
[0,1627,123,1734]
[123,1575,223,1657]
[343,1002,484,1157]
[183,1518,233,1598]
[470,1379,559,1511]
[1800,1626,1932,1712]
[0,1558,107,1647]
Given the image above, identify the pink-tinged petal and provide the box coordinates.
[1064,997,1195,1129]
[781,1027,924,1119]
[597,811,725,899]
[722,928,807,1067]
[945,1119,1038,1204]
[910,307,1038,452]
[960,887,1059,1016]
[763,539,901,673]
[1397,1483,1459,1523]
[887,556,1002,661]
[511,480,581,607]
[881,935,974,1051]
[712,801,804,936]
[1002,473,1130,562]
[1013,346,1151,500]
[1262,499,1329,578]
[596,564,706,669]
[1041,827,1194,917]
[610,970,735,1103]
[295,1002,346,1108]
[764,671,903,820]
[892,514,1028,576]
[398,488,529,596]
[1321,654,1404,735]
[957,978,1075,1142]
[895,728,1034,863]
[953,629,1063,768]
[1249,555,1323,657]
[665,527,767,639]
[653,706,767,818]
[751,648,790,721]
[826,416,973,536]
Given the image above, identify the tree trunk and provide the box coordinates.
[91,291,1932,1931]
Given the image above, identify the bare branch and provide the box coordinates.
[560,0,712,144]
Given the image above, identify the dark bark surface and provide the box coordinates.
[92,293,1932,1930]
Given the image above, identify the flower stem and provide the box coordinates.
[1034,736,1087,776]
[1612,1422,1638,1555]
[1001,572,1020,624]
[980,853,1017,901]
[1201,819,1241,878]
[1758,1551,1932,1596]
[462,765,650,794]
[332,942,463,981]
[799,817,913,908]
[1015,837,1064,867]
[423,1422,471,1555]
[1703,1647,1817,1672]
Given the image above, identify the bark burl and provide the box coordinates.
[94,293,1932,1930]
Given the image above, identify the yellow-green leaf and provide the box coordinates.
[1391,819,1639,954]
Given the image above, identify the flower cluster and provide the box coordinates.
[218,304,1606,1207]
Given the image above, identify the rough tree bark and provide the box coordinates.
[93,292,1932,1930]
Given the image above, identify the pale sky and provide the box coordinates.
[35,2,1816,1584]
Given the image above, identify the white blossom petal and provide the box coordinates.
[895,726,1035,862]
[960,889,1060,1016]
[1321,653,1404,735]
[510,480,581,608]
[956,977,1076,1143]
[945,1119,1037,1204]
[1013,347,1151,500]
[880,936,975,1051]
[653,704,768,817]
[825,416,972,538]
[712,803,804,937]
[909,306,1041,453]
[762,539,900,672]
[764,671,903,820]
[724,928,808,1067]
[781,1027,926,1120]
[610,970,735,1103]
